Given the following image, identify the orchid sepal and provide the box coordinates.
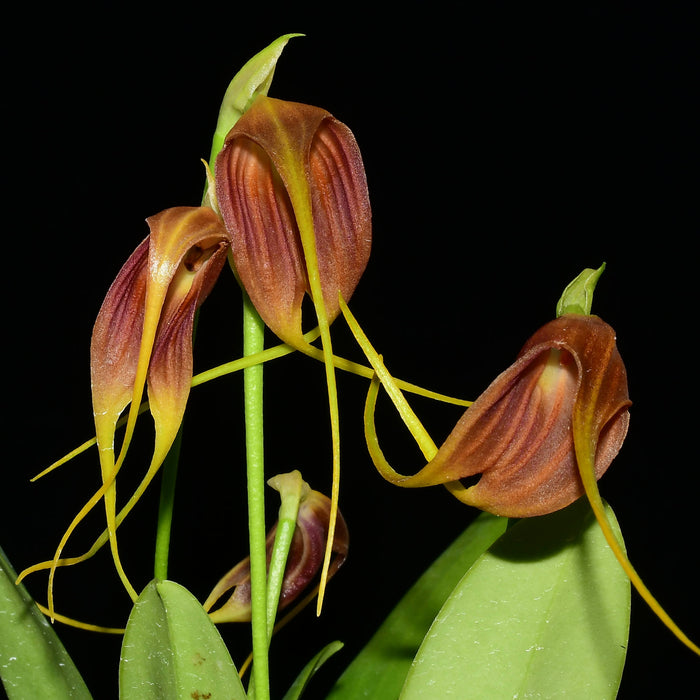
[215,95,371,349]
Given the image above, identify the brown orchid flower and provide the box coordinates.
[377,313,631,518]
[215,94,371,348]
[35,206,230,613]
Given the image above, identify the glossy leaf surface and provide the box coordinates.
[328,512,508,699]
[119,579,245,700]
[0,546,91,700]
[401,498,630,699]
[282,640,344,700]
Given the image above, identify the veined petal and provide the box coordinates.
[91,237,149,452]
[215,95,371,345]
[216,136,307,342]
[391,314,631,517]
[309,118,372,322]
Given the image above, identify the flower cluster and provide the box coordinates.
[19,35,698,668]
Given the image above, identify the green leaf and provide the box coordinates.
[0,545,92,700]
[401,498,631,699]
[119,579,246,700]
[282,640,344,700]
[327,512,508,699]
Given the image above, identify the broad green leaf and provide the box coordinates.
[119,579,245,700]
[401,498,630,699]
[0,545,92,700]
[282,640,344,700]
[327,512,508,699]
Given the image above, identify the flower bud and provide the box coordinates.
[204,477,349,623]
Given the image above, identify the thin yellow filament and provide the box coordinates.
[31,331,467,483]
[340,296,438,460]
[293,235,339,616]
[34,603,125,635]
[574,426,700,657]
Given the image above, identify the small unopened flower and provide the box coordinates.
[215,94,371,347]
[365,313,631,518]
[204,474,349,624]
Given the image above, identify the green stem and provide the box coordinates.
[153,426,184,580]
[242,290,269,700]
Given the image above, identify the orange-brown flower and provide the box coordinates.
[215,95,371,347]
[91,206,230,477]
[87,206,230,597]
[366,314,631,517]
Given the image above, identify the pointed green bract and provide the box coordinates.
[401,499,630,699]
[209,33,304,163]
[0,546,91,700]
[119,580,245,700]
[556,263,606,317]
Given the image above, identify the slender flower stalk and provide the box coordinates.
[241,289,270,697]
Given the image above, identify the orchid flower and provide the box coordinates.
[25,206,230,617]
[215,95,371,347]
[365,313,631,518]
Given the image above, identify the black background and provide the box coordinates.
[4,3,699,698]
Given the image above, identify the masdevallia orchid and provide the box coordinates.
[216,95,371,611]
[367,313,631,518]
[26,206,230,616]
[216,95,371,348]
